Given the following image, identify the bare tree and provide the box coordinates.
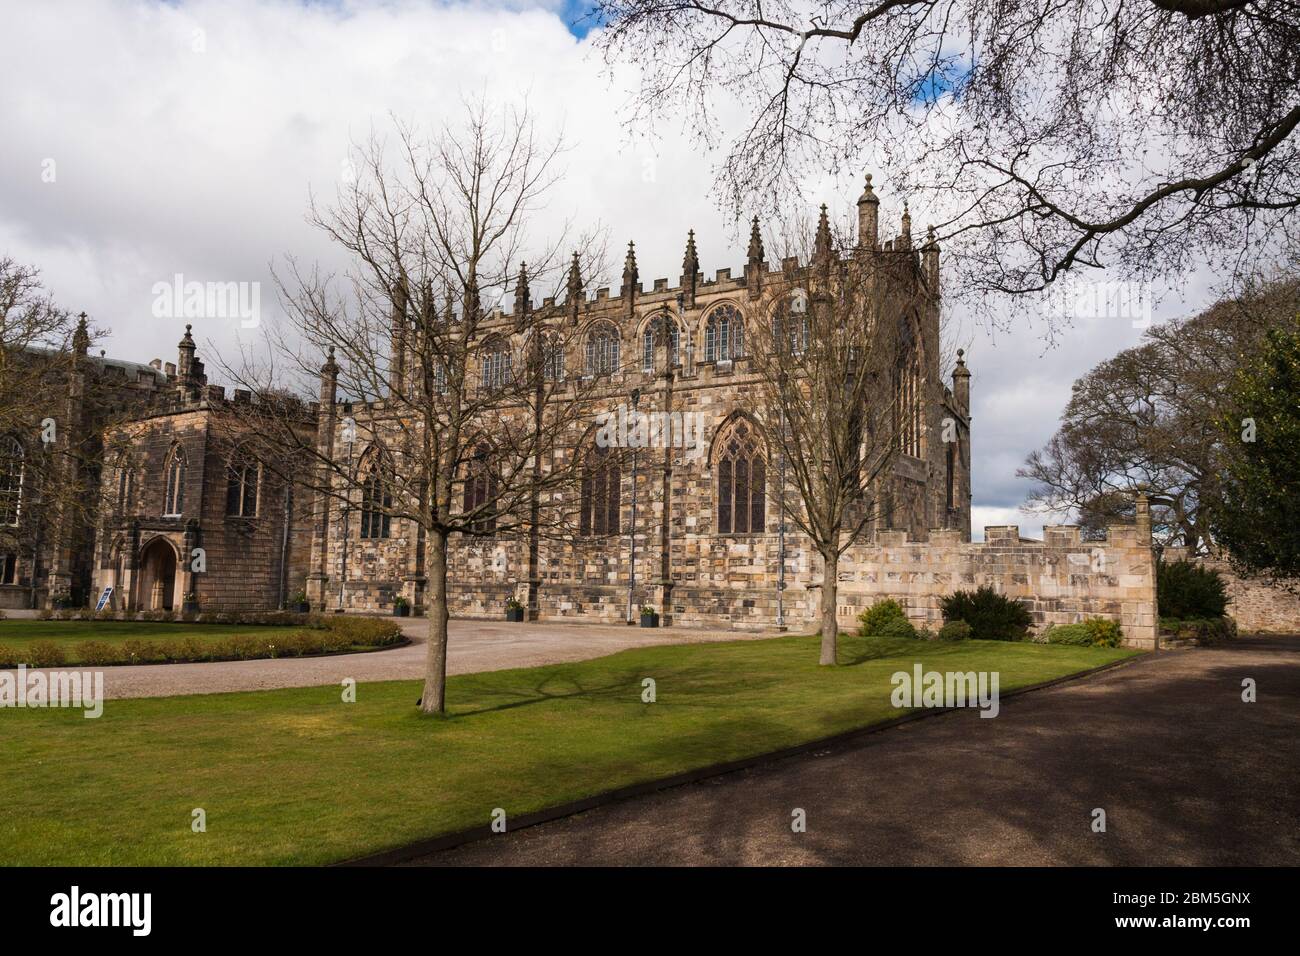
[0,259,124,605]
[591,1,1300,327]
[746,211,927,663]
[219,100,611,714]
[1019,271,1300,549]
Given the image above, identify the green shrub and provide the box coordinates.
[74,641,118,665]
[322,616,403,648]
[857,599,909,637]
[1157,559,1227,619]
[1084,617,1123,648]
[1045,623,1092,646]
[937,620,973,642]
[0,643,24,667]
[940,586,1033,641]
[30,640,67,667]
[1045,618,1124,647]
[875,616,918,639]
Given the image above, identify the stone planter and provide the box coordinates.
[292,602,310,614]
[393,604,410,618]
[505,606,525,622]
[181,601,200,616]
[640,611,659,628]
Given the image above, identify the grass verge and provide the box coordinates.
[0,633,1137,865]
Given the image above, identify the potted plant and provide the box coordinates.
[289,590,311,614]
[393,595,411,618]
[505,597,525,622]
[639,604,659,628]
[181,591,200,616]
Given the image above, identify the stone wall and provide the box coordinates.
[824,524,1157,648]
[1163,548,1300,634]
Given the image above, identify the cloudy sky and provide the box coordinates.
[0,0,1217,538]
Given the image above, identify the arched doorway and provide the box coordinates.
[137,538,178,611]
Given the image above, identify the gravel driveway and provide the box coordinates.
[13,617,778,699]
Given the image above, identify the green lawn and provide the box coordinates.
[0,634,1138,866]
[0,620,291,653]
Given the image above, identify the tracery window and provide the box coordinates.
[585,322,621,376]
[704,304,743,362]
[359,451,392,539]
[715,418,766,534]
[579,444,620,536]
[642,316,680,370]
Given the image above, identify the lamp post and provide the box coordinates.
[625,386,641,624]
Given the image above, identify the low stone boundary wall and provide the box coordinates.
[1163,548,1300,634]
[828,523,1157,649]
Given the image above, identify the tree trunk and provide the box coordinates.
[819,548,839,666]
[419,528,450,715]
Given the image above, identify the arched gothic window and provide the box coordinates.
[163,445,186,517]
[946,439,959,512]
[359,450,392,539]
[895,353,923,458]
[580,444,620,536]
[225,447,260,517]
[771,298,809,355]
[542,336,564,382]
[481,339,512,390]
[641,316,680,371]
[715,418,766,534]
[115,458,135,515]
[0,437,24,527]
[585,322,620,376]
[705,304,744,362]
[463,443,497,535]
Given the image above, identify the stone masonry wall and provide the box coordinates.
[1163,548,1300,634]
[825,523,1158,648]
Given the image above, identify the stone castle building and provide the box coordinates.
[302,182,973,628]
[87,326,315,614]
[1,182,976,631]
